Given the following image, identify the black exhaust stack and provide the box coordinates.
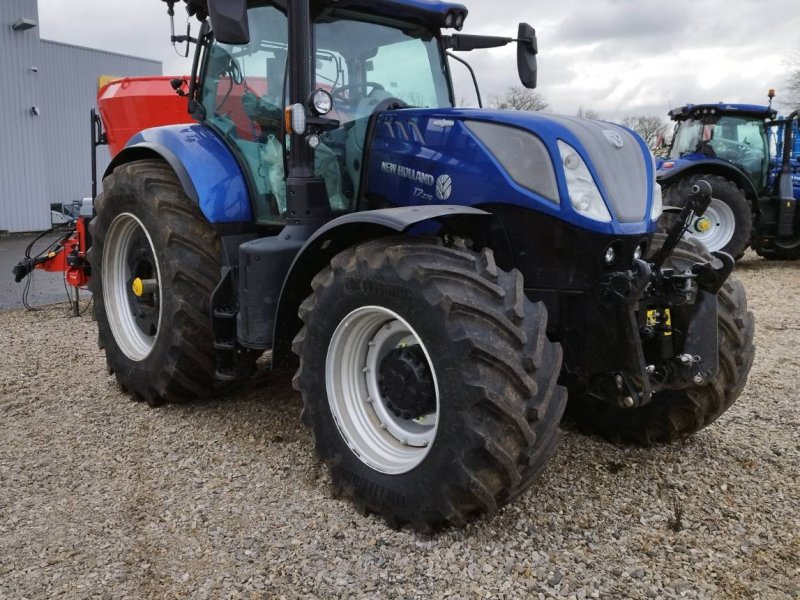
[232,0,331,352]
[285,0,331,226]
[777,111,798,238]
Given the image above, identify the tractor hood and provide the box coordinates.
[364,108,658,235]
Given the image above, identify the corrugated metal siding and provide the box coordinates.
[39,41,161,214]
[0,0,161,233]
[0,0,48,232]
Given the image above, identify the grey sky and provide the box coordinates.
[37,0,799,120]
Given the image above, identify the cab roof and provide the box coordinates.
[669,103,777,121]
[192,1,469,30]
[315,0,468,29]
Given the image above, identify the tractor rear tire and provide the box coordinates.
[755,239,800,261]
[292,237,566,529]
[565,234,755,445]
[662,174,752,259]
[89,159,225,406]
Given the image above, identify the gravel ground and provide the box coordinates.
[1,252,798,600]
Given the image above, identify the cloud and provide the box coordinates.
[37,0,800,121]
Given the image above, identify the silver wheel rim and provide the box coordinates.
[686,197,736,252]
[102,213,163,361]
[325,306,440,475]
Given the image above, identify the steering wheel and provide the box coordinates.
[371,97,410,113]
[331,82,385,105]
[714,139,750,162]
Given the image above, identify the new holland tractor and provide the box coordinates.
[86,0,754,529]
[657,97,800,260]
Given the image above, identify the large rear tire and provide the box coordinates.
[662,173,752,259]
[755,238,800,261]
[292,237,566,529]
[566,234,755,445]
[89,159,224,406]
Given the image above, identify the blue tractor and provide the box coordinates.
[89,0,754,528]
[657,97,800,260]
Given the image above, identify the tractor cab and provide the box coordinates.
[196,2,457,223]
[666,103,775,193]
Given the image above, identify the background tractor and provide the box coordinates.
[657,97,800,260]
[66,0,756,529]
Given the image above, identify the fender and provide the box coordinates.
[104,124,253,224]
[270,205,489,366]
[657,157,760,206]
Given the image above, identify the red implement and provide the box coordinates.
[97,76,195,157]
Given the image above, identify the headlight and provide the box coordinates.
[310,88,333,116]
[651,182,663,220]
[557,140,612,222]
[650,152,663,220]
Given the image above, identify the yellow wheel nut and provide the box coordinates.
[131,277,144,297]
[695,217,712,233]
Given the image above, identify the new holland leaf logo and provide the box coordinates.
[603,129,625,149]
[436,174,453,201]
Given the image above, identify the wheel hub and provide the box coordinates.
[694,216,713,234]
[125,242,160,338]
[685,197,736,252]
[325,306,440,475]
[102,212,163,361]
[378,346,436,420]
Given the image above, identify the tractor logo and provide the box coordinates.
[603,129,625,149]
[436,174,453,200]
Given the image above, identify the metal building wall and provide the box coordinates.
[39,41,161,214]
[0,0,161,233]
[0,0,48,233]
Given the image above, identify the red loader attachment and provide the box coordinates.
[13,76,194,311]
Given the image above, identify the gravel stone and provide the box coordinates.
[0,252,798,599]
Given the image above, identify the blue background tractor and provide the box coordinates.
[657,99,800,260]
[87,0,755,529]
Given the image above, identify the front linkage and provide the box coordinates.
[565,180,735,409]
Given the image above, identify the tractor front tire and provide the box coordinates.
[292,237,566,529]
[89,159,223,406]
[662,174,752,259]
[566,234,755,445]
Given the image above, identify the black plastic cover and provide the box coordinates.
[517,23,538,89]
[207,0,250,45]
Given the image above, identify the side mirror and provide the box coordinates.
[517,23,538,89]
[207,0,250,45]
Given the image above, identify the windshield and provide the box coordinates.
[200,4,451,224]
[669,114,768,189]
[315,15,452,116]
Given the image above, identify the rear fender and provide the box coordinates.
[271,205,489,367]
[104,124,253,224]
[657,159,760,210]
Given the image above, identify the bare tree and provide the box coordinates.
[576,106,601,120]
[621,115,668,152]
[491,86,549,112]
[786,47,800,110]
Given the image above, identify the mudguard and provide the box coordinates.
[270,205,489,365]
[657,157,760,202]
[104,124,253,224]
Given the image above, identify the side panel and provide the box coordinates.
[105,124,253,224]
